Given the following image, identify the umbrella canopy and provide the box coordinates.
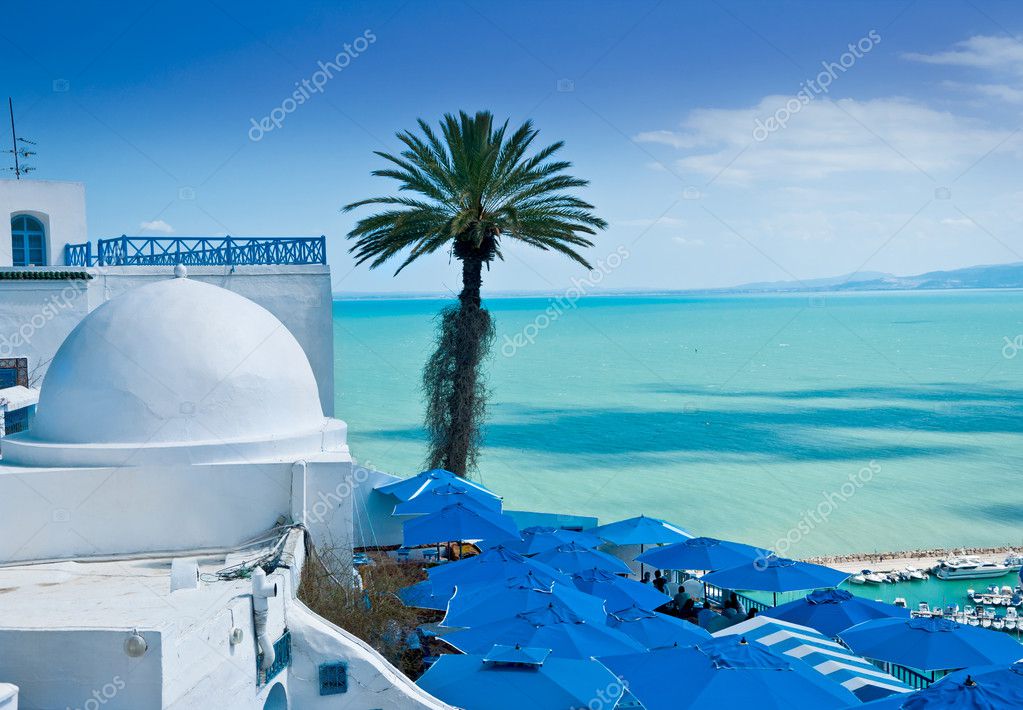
[589,514,693,545]
[607,604,711,650]
[489,526,604,556]
[839,617,1023,673]
[599,636,859,709]
[393,482,502,516]
[761,588,910,637]
[402,502,520,547]
[376,468,501,504]
[857,662,1023,709]
[533,542,632,575]
[715,615,910,703]
[442,574,608,628]
[416,651,626,710]
[428,544,568,587]
[636,536,766,571]
[571,567,672,612]
[398,579,449,611]
[442,604,646,659]
[700,555,849,593]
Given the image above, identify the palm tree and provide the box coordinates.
[344,110,607,476]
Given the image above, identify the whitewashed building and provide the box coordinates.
[0,180,449,709]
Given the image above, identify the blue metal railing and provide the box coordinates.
[676,571,771,613]
[64,242,93,267]
[64,236,326,267]
[876,660,937,690]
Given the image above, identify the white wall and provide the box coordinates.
[0,180,88,267]
[0,462,293,563]
[0,629,163,710]
[0,265,335,416]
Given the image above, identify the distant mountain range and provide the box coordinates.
[724,262,1023,293]
[334,261,1023,299]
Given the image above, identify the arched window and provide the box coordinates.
[11,214,46,266]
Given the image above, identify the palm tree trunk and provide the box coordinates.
[442,254,484,476]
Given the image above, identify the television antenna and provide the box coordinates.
[6,98,36,179]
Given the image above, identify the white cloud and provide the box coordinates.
[139,219,174,234]
[908,36,1023,105]
[940,217,974,226]
[903,35,1023,73]
[942,80,1023,104]
[635,96,1019,183]
[672,236,704,246]
[616,216,685,227]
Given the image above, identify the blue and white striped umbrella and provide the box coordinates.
[714,615,911,703]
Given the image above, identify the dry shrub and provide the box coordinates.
[299,547,442,678]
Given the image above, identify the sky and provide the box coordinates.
[2,0,1022,294]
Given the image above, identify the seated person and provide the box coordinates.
[696,601,718,629]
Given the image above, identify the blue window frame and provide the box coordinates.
[11,214,46,266]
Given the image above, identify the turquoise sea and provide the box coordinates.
[335,291,1023,558]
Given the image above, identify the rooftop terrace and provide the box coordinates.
[65,235,327,267]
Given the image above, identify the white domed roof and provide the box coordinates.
[11,276,333,464]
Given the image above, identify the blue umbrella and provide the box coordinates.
[442,604,646,658]
[588,515,693,545]
[636,536,766,571]
[442,575,607,628]
[376,468,501,504]
[839,617,1023,673]
[761,588,909,637]
[571,567,672,613]
[427,545,570,594]
[700,555,849,597]
[417,650,627,710]
[599,636,859,709]
[607,604,711,650]
[533,541,632,575]
[393,482,502,516]
[398,579,449,611]
[857,662,1023,709]
[488,526,603,556]
[403,502,520,547]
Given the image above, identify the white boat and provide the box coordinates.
[849,574,866,584]
[934,556,1011,580]
[1003,552,1023,571]
[905,567,926,581]
[860,569,886,584]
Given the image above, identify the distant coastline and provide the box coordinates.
[334,260,1023,300]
